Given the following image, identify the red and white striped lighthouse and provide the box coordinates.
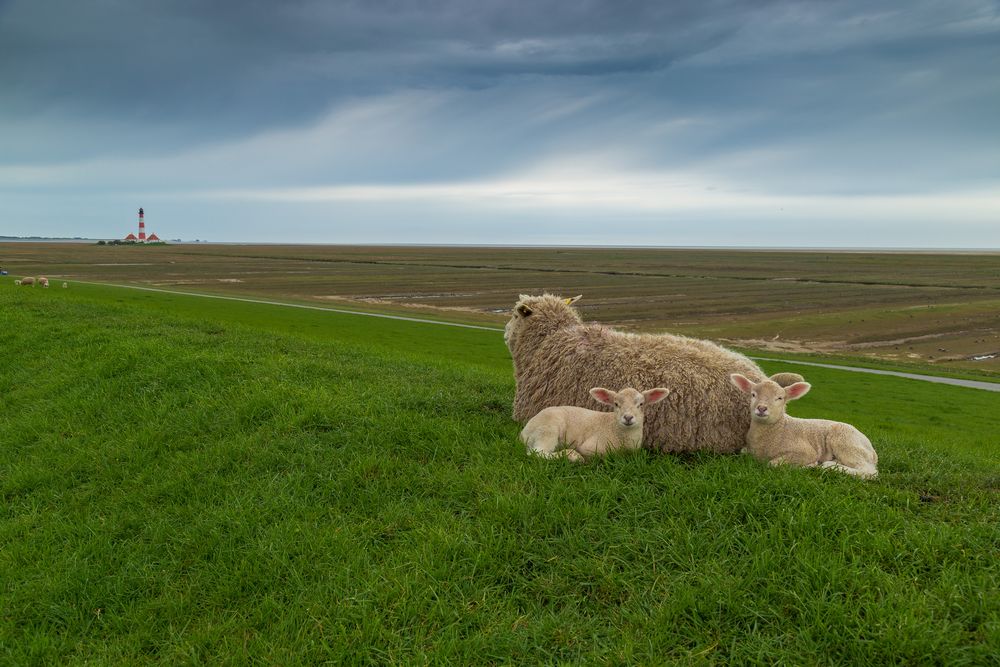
[138,207,146,242]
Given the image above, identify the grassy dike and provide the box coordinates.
[1,280,998,664]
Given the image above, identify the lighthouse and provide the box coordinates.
[138,207,146,242]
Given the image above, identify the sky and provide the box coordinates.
[1,0,999,246]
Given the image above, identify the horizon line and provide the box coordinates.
[2,237,1000,254]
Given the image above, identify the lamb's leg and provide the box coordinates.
[572,435,607,459]
[820,460,878,479]
[825,426,879,479]
[768,450,819,468]
[563,449,585,463]
[521,424,563,459]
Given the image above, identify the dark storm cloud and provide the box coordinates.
[0,1,735,102]
[0,0,769,160]
[2,1,996,137]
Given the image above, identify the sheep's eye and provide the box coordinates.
[777,397,783,401]
[751,393,756,398]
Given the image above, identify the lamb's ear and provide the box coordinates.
[590,388,615,405]
[564,295,583,305]
[784,382,812,400]
[730,374,754,394]
[643,387,671,404]
[516,303,533,317]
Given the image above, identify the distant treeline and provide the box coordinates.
[0,236,91,241]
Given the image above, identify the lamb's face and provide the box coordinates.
[730,374,812,424]
[591,386,670,429]
[613,388,646,429]
[749,381,787,424]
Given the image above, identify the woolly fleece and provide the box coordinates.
[505,294,801,454]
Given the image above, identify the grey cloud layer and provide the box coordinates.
[1,0,998,243]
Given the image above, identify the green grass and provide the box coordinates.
[2,282,999,664]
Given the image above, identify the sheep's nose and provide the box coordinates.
[623,414,635,425]
[755,406,768,416]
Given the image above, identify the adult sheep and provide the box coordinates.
[504,294,803,454]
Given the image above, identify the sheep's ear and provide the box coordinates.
[516,303,533,317]
[590,388,615,405]
[770,372,805,387]
[730,374,754,394]
[643,387,671,404]
[564,295,582,305]
[784,382,812,400]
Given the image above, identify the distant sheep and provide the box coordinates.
[19,277,35,287]
[38,276,49,288]
[730,374,879,479]
[63,282,68,288]
[505,294,803,453]
[521,386,670,461]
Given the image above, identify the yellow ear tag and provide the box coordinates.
[564,298,574,304]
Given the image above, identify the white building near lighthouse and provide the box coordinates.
[123,207,163,243]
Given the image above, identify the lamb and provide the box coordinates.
[505,294,803,453]
[730,374,879,479]
[520,387,670,461]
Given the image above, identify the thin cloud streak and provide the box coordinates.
[201,177,1000,224]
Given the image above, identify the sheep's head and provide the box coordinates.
[504,294,583,350]
[590,387,671,430]
[730,374,811,424]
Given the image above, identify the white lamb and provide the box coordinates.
[38,276,49,288]
[520,387,670,462]
[730,374,879,479]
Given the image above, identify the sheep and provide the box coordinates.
[505,294,804,454]
[19,277,35,287]
[14,280,20,286]
[521,387,670,461]
[38,276,49,288]
[730,374,879,479]
[62,282,68,288]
